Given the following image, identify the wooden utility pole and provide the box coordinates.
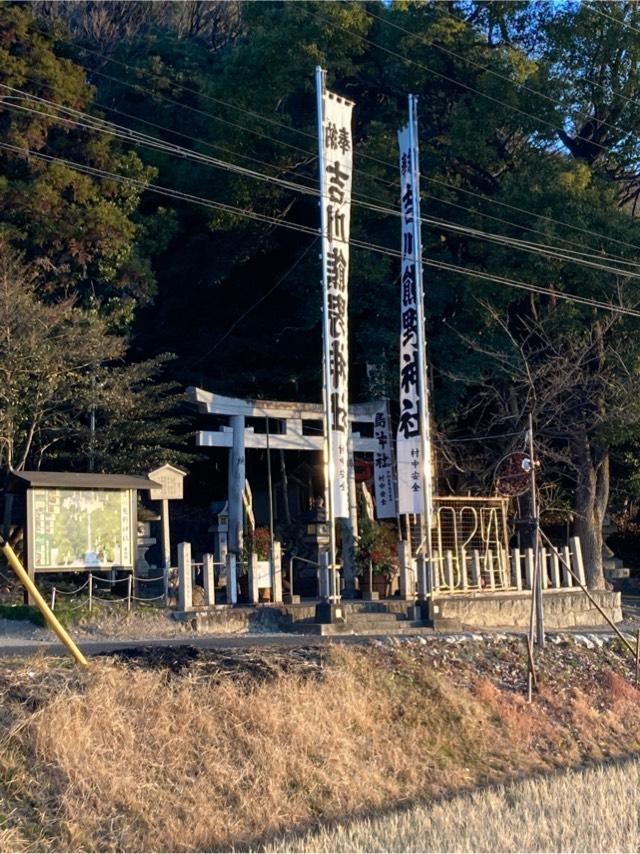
[527,413,545,648]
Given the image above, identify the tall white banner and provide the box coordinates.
[319,80,354,519]
[396,125,424,514]
[373,402,397,519]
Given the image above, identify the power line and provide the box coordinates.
[365,6,635,142]
[188,237,319,367]
[3,139,640,320]
[4,71,628,266]
[32,17,318,144]
[27,16,640,257]
[584,3,640,37]
[302,5,623,159]
[6,90,640,282]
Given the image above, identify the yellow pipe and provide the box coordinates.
[0,537,89,666]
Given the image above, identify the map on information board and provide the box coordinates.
[30,488,133,570]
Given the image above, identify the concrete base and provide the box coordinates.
[434,588,622,629]
[171,588,622,635]
[283,594,301,604]
[315,602,346,624]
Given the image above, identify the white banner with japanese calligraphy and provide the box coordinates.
[396,124,424,514]
[373,403,397,519]
[321,87,353,518]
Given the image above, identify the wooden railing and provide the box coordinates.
[430,536,587,594]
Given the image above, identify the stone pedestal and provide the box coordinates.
[135,520,157,579]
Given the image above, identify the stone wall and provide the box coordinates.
[434,588,622,629]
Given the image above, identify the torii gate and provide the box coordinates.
[187,387,389,594]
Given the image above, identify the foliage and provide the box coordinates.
[355,494,398,577]
[0,603,44,626]
[4,2,640,587]
[0,4,170,322]
[0,241,121,474]
[0,242,189,479]
[250,526,272,561]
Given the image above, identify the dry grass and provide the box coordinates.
[1,640,640,852]
[265,758,640,853]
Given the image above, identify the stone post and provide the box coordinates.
[318,551,330,600]
[570,536,587,586]
[399,540,415,601]
[177,542,192,611]
[272,541,283,603]
[203,553,215,606]
[248,552,259,604]
[226,552,238,604]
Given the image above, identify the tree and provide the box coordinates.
[0,4,164,321]
[59,354,191,475]
[0,241,121,477]
[0,243,189,535]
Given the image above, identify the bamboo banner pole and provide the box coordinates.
[0,536,88,666]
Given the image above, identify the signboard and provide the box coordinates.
[148,464,186,501]
[29,487,134,571]
[372,404,397,519]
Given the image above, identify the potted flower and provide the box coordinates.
[356,517,399,598]
[252,526,273,602]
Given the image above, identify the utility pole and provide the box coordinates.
[89,375,96,472]
[527,412,545,648]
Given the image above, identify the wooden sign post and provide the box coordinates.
[149,464,187,587]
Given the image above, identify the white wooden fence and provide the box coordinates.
[430,536,586,594]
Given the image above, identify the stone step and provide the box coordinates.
[341,602,393,614]
[288,614,463,636]
[293,620,430,636]
[346,612,409,623]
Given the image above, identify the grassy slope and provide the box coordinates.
[0,637,639,852]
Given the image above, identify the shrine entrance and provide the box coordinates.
[187,387,395,603]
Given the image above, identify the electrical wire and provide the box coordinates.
[364,6,636,142]
[23,18,640,257]
[188,237,319,368]
[301,5,623,159]
[2,139,640,320]
[4,87,640,282]
[584,3,640,36]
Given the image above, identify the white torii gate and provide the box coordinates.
[187,387,385,594]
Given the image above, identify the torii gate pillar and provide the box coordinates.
[228,414,245,555]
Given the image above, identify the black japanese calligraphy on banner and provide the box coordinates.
[373,404,397,519]
[322,89,353,518]
[396,125,423,514]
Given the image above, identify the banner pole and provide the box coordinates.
[316,64,337,604]
[409,94,434,611]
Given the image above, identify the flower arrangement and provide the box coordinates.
[356,516,399,578]
[251,526,272,561]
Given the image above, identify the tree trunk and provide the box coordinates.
[572,428,607,590]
